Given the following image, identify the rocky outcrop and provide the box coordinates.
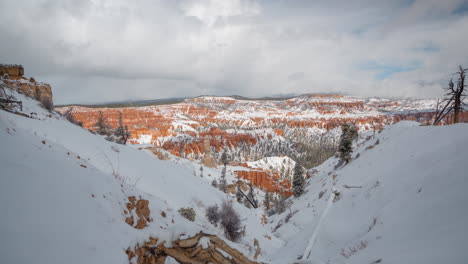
[126,232,259,264]
[0,64,24,79]
[235,170,293,197]
[124,196,152,229]
[1,64,53,107]
[56,95,439,195]
[201,138,217,168]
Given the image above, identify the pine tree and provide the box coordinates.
[113,112,131,144]
[95,111,111,135]
[338,123,358,164]
[263,192,271,211]
[220,149,229,167]
[273,193,287,214]
[292,162,305,197]
[199,166,204,177]
[236,181,243,203]
[218,166,227,193]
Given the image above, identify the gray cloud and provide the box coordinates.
[0,0,467,104]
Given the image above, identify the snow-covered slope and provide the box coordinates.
[0,88,280,263]
[269,121,468,264]
[2,86,466,264]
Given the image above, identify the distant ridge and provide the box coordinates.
[56,93,348,108]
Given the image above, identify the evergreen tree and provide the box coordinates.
[220,149,229,167]
[263,191,271,211]
[236,181,244,203]
[292,162,305,197]
[273,193,287,214]
[338,123,358,164]
[95,111,111,135]
[113,112,131,144]
[199,166,204,177]
[218,166,227,193]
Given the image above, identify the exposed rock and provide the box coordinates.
[143,147,170,160]
[126,232,259,264]
[1,65,53,107]
[235,170,293,197]
[124,196,152,229]
[201,138,216,168]
[0,64,24,79]
[56,95,439,195]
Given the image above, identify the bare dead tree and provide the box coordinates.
[453,66,466,123]
[236,185,258,208]
[433,66,467,125]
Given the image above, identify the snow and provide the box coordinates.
[136,134,152,144]
[1,86,466,264]
[0,88,279,263]
[197,236,211,249]
[269,121,468,263]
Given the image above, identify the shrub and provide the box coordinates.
[211,178,218,188]
[220,201,242,241]
[206,204,220,225]
[178,207,196,222]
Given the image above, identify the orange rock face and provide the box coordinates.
[57,96,438,196]
[235,170,293,197]
[2,65,53,107]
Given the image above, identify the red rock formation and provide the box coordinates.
[56,95,440,196]
[234,170,293,197]
[1,64,53,107]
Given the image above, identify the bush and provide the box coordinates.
[220,201,242,241]
[206,204,220,225]
[178,207,196,222]
[211,179,218,188]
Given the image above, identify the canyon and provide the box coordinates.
[58,94,438,196]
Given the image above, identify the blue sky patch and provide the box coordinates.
[359,61,421,80]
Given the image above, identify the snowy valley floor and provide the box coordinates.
[1,89,468,264]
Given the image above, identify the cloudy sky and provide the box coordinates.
[1,0,467,104]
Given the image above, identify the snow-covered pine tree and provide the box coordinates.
[236,182,243,203]
[220,149,229,167]
[338,122,358,164]
[292,162,305,197]
[218,166,227,193]
[95,111,111,135]
[272,193,287,214]
[113,112,131,144]
[263,191,271,211]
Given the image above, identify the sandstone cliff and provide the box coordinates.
[1,64,53,108]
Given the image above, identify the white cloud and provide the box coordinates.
[0,0,467,104]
